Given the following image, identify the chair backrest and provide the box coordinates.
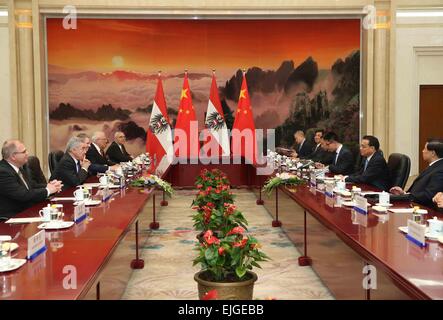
[24,155,47,186]
[387,153,411,189]
[48,150,64,175]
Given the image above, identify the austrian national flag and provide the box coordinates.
[201,72,230,157]
[174,71,199,158]
[231,71,257,164]
[146,74,173,174]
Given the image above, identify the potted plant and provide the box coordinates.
[192,169,269,300]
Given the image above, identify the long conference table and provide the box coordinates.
[255,181,443,300]
[0,173,158,300]
[1,161,442,300]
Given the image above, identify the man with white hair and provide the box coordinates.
[106,131,132,163]
[0,139,63,217]
[50,136,91,189]
[86,132,118,172]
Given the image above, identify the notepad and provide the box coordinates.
[50,197,76,201]
[6,217,44,224]
[388,208,414,214]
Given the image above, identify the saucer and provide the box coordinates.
[375,203,393,207]
[37,221,74,230]
[0,259,26,273]
[372,205,388,213]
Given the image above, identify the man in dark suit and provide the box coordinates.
[390,138,443,207]
[0,140,63,218]
[344,135,390,190]
[106,131,132,163]
[315,132,355,175]
[50,136,91,190]
[306,129,334,165]
[291,130,313,159]
[86,132,119,173]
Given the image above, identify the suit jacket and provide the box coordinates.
[345,151,391,191]
[106,141,132,163]
[0,159,48,218]
[50,153,89,190]
[391,159,443,207]
[86,145,116,167]
[307,145,335,165]
[296,140,314,159]
[328,146,355,175]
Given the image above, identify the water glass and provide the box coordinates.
[0,242,11,269]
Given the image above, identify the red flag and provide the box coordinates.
[174,71,199,159]
[231,72,257,164]
[201,73,230,158]
[146,74,173,174]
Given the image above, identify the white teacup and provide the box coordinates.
[99,175,108,186]
[39,205,52,222]
[427,217,443,235]
[336,181,346,191]
[379,191,390,205]
[74,188,85,201]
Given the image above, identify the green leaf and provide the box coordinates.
[205,247,216,261]
[235,266,246,278]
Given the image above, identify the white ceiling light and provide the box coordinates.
[397,11,443,17]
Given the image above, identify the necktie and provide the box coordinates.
[363,159,369,172]
[76,160,81,173]
[334,152,339,165]
[18,170,29,190]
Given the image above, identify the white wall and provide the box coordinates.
[0,11,12,145]
[395,12,443,175]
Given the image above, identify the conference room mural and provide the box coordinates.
[46,18,361,156]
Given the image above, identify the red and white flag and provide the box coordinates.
[201,72,230,158]
[231,71,257,164]
[174,71,199,159]
[146,74,173,174]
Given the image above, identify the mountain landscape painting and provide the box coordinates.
[46,18,361,156]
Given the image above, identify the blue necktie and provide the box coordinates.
[334,152,339,165]
[76,160,81,173]
[363,159,369,172]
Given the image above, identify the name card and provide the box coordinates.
[406,219,427,247]
[325,184,334,198]
[102,187,112,202]
[353,195,368,215]
[27,230,47,260]
[310,173,316,188]
[74,201,87,223]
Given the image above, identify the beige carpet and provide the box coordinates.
[121,189,334,300]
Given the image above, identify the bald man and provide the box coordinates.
[0,140,63,218]
[86,132,118,172]
[106,131,132,163]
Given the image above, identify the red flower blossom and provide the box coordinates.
[202,289,218,300]
[227,226,245,236]
[207,202,214,208]
[203,230,220,245]
[233,238,248,248]
[218,247,225,255]
[197,184,203,189]
[206,186,212,192]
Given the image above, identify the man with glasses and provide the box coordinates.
[314,132,355,175]
[338,135,390,191]
[0,140,63,217]
[106,131,132,163]
[390,138,443,207]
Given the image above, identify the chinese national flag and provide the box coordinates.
[174,72,199,158]
[231,72,257,164]
[146,74,173,174]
